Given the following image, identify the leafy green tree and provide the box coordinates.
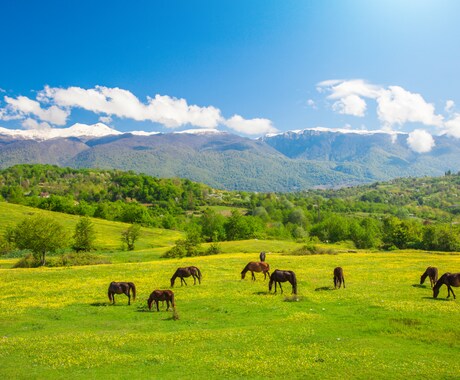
[13,215,68,265]
[121,224,142,251]
[199,208,226,242]
[73,216,96,252]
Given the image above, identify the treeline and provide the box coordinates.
[1,164,460,252]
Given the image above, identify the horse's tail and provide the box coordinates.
[170,292,176,309]
[289,271,297,295]
[128,282,136,301]
[241,264,249,279]
[195,267,202,281]
[108,289,113,303]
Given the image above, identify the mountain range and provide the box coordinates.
[0,123,459,191]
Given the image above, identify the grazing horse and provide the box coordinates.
[269,269,297,295]
[170,266,202,287]
[333,267,345,289]
[433,272,460,299]
[420,266,438,288]
[259,251,266,262]
[148,290,175,311]
[241,262,270,281]
[108,282,136,305]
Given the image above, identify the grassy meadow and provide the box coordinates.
[1,246,460,379]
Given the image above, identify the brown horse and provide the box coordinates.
[148,290,175,311]
[420,266,438,288]
[269,269,297,295]
[333,267,345,289]
[108,282,136,305]
[241,262,270,281]
[170,266,202,287]
[433,272,460,299]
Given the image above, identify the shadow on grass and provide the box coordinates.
[412,284,428,289]
[315,286,334,292]
[90,302,110,307]
[422,296,452,302]
[253,291,271,295]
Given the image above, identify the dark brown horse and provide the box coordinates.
[433,272,460,299]
[269,269,297,295]
[420,266,438,288]
[333,267,345,289]
[259,251,266,262]
[148,290,175,311]
[108,282,136,305]
[241,262,270,281]
[170,266,202,287]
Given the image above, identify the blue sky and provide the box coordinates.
[1,0,460,150]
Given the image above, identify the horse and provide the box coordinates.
[148,290,175,311]
[108,282,136,305]
[170,266,202,287]
[269,269,297,295]
[259,251,266,262]
[333,267,345,289]
[420,266,438,288]
[433,272,460,299]
[241,262,270,281]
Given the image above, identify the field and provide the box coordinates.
[1,247,460,379]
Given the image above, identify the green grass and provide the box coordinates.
[0,248,459,379]
[0,201,183,252]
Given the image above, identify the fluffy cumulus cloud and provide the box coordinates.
[3,95,69,125]
[224,114,277,135]
[317,79,444,129]
[0,85,274,136]
[38,86,223,129]
[406,129,435,153]
[445,100,455,113]
[444,114,460,138]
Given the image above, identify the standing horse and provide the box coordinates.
[333,267,345,289]
[269,269,297,295]
[108,282,136,305]
[420,266,438,288]
[433,272,460,299]
[241,262,270,281]
[148,290,175,311]
[170,266,202,287]
[259,251,266,262]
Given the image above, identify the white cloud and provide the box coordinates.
[317,79,444,129]
[3,95,69,125]
[39,86,223,129]
[332,94,367,117]
[224,114,277,135]
[307,99,317,109]
[445,100,455,113]
[99,115,113,124]
[376,86,443,128]
[444,114,460,138]
[21,118,51,130]
[406,129,435,153]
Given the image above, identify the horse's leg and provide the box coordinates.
[251,271,256,281]
[193,274,197,285]
[279,282,283,294]
[448,285,456,299]
[125,290,131,305]
[166,300,170,311]
[112,294,116,305]
[183,277,188,286]
[342,276,345,288]
[156,300,160,312]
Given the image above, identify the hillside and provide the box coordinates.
[1,126,460,191]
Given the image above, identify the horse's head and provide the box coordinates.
[241,272,246,280]
[433,287,439,298]
[170,278,175,287]
[147,297,153,310]
[268,279,273,291]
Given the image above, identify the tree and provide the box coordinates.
[13,215,68,265]
[73,216,96,252]
[121,224,142,251]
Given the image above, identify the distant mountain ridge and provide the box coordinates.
[0,123,459,191]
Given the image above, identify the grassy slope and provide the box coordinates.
[0,250,459,379]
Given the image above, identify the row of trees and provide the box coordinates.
[3,215,142,266]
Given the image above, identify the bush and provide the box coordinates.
[289,244,337,256]
[13,252,111,268]
[12,253,40,268]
